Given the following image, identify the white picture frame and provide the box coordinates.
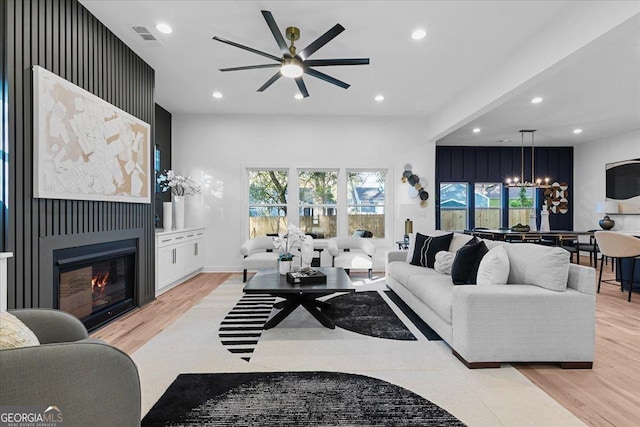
[33,65,151,204]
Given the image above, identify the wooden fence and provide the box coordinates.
[249,214,385,238]
[441,208,534,231]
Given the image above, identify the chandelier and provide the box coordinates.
[505,129,551,189]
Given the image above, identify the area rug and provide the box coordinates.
[384,289,442,341]
[141,371,466,426]
[323,291,417,340]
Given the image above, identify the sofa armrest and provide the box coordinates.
[0,340,141,426]
[386,250,407,263]
[10,308,88,343]
[327,238,339,257]
[567,264,596,295]
[451,285,595,364]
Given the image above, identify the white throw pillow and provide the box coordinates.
[434,251,455,275]
[476,245,510,286]
[0,311,40,349]
[504,243,570,292]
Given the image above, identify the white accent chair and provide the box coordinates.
[328,236,375,279]
[239,237,278,282]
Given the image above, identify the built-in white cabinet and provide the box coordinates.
[155,228,205,296]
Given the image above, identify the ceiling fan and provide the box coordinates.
[212,10,369,98]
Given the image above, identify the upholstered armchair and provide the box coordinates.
[328,236,376,279]
[239,236,279,282]
[0,309,141,427]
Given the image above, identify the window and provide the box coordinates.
[508,186,535,227]
[439,183,468,231]
[474,183,501,229]
[248,169,288,237]
[347,170,385,237]
[298,170,338,238]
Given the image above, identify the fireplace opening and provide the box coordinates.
[54,239,137,331]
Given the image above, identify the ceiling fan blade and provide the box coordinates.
[298,24,345,60]
[257,71,283,92]
[295,77,309,98]
[212,36,281,62]
[220,64,281,72]
[304,68,350,89]
[304,58,370,67]
[261,10,290,57]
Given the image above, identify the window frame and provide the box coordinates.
[297,169,339,239]
[246,167,289,238]
[346,169,388,239]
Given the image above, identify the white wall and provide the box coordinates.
[172,114,435,271]
[574,129,640,232]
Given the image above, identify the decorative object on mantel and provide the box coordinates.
[401,164,429,207]
[505,130,552,189]
[157,170,201,230]
[596,201,619,230]
[33,66,151,203]
[544,182,569,214]
[273,224,305,275]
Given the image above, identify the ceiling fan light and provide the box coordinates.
[281,59,303,78]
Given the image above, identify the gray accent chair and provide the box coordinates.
[0,309,141,427]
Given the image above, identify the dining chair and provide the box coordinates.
[594,231,640,302]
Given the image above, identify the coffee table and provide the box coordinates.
[243,267,355,329]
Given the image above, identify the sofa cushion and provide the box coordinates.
[434,251,455,275]
[505,243,570,292]
[410,233,453,268]
[405,231,470,263]
[476,245,510,286]
[451,240,489,285]
[242,252,279,269]
[387,260,440,285]
[0,311,40,349]
[406,274,455,323]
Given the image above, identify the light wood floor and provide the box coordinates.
[92,260,639,427]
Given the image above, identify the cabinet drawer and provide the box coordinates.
[157,233,186,248]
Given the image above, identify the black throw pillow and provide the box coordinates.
[451,240,489,285]
[410,233,454,268]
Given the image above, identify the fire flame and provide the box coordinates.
[92,273,110,299]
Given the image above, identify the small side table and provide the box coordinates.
[395,240,409,250]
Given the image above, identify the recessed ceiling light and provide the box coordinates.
[472,128,481,133]
[573,128,583,134]
[156,23,172,34]
[294,93,304,100]
[374,94,384,102]
[212,91,223,99]
[411,29,427,40]
[531,97,543,104]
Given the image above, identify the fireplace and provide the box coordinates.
[53,239,137,331]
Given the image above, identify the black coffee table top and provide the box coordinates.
[243,267,355,294]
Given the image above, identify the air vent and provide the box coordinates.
[130,25,162,47]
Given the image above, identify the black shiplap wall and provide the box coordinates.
[4,0,156,308]
[436,146,574,230]
[1,1,6,252]
[154,104,172,225]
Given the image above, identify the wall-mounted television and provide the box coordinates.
[606,158,640,214]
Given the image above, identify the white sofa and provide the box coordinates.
[386,232,596,369]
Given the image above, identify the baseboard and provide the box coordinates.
[452,350,501,369]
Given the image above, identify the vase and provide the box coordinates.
[278,259,292,275]
[529,212,538,232]
[162,202,172,230]
[540,208,550,232]
[173,195,185,230]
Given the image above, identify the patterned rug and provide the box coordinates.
[141,371,466,426]
[219,291,416,361]
[323,291,417,340]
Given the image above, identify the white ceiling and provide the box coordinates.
[79,1,640,146]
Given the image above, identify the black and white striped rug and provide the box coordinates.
[141,371,466,426]
[218,293,276,361]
